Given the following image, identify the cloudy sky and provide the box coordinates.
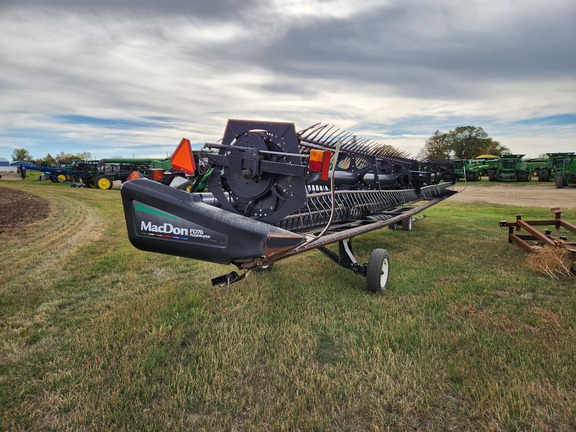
[1,0,575,161]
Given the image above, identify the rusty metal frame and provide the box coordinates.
[499,208,576,253]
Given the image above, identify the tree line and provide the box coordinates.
[11,148,93,166]
[420,126,509,160]
[11,125,506,165]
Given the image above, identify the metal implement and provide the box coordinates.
[500,209,576,277]
[121,119,458,292]
[500,209,576,253]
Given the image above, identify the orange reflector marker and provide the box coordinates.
[308,149,332,181]
[150,168,164,181]
[126,171,144,181]
[171,138,196,175]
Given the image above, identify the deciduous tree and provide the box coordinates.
[423,130,451,160]
[421,127,509,160]
[11,148,33,162]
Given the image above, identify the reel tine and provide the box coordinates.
[304,124,329,142]
[298,123,413,161]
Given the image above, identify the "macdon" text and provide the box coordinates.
[140,221,204,236]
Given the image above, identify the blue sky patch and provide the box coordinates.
[515,114,576,127]
[55,115,173,130]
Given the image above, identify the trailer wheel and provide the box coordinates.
[95,175,113,190]
[556,174,565,189]
[366,249,390,293]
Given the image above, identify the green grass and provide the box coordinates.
[1,182,575,431]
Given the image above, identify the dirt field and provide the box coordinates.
[0,186,50,233]
[449,182,576,209]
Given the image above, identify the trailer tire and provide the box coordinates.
[95,175,113,190]
[366,249,390,293]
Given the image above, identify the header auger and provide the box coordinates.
[121,119,457,292]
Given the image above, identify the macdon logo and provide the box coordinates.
[140,221,205,237]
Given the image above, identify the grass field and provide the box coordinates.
[1,181,575,431]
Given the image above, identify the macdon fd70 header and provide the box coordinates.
[121,119,457,292]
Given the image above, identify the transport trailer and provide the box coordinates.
[121,119,457,292]
[20,163,88,184]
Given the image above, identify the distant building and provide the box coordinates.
[0,157,15,172]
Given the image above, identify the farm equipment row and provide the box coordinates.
[121,119,457,292]
[454,152,576,186]
[20,158,189,189]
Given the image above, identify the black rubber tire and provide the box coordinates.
[366,249,390,293]
[488,170,495,181]
[95,175,113,190]
[556,174,565,189]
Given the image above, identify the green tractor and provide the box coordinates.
[539,152,576,188]
[538,152,576,188]
[490,154,531,182]
[524,157,548,179]
[473,155,498,178]
[474,155,499,180]
[453,159,482,181]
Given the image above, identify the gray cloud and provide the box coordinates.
[0,0,574,159]
[0,0,262,18]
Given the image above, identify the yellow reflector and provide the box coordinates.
[309,149,325,163]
